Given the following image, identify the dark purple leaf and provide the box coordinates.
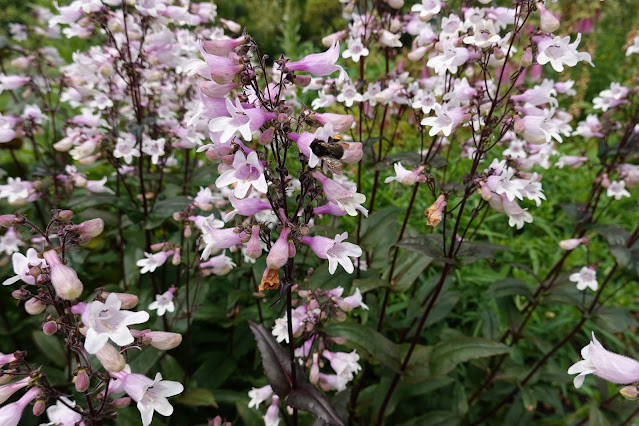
[249,321,294,397]
[286,384,345,426]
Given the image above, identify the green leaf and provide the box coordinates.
[161,355,184,382]
[593,307,639,333]
[32,331,66,368]
[402,345,433,384]
[324,323,400,372]
[396,234,450,264]
[397,411,461,426]
[489,278,533,299]
[610,245,631,267]
[129,348,163,376]
[456,241,509,265]
[352,277,388,293]
[146,196,191,229]
[588,404,611,426]
[429,337,511,377]
[175,387,218,408]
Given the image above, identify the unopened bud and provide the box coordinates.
[57,210,74,221]
[25,298,46,315]
[12,289,29,300]
[43,320,58,335]
[621,385,639,400]
[259,128,274,145]
[172,250,181,266]
[32,399,46,416]
[0,215,23,227]
[145,331,183,350]
[184,225,192,238]
[42,250,83,300]
[293,74,312,88]
[96,344,126,372]
[76,218,104,239]
[536,2,560,33]
[112,397,131,408]
[74,368,90,393]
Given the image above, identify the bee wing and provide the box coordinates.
[322,157,343,175]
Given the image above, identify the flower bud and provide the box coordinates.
[184,225,192,238]
[172,249,181,266]
[100,292,139,309]
[33,399,46,416]
[24,298,46,315]
[246,225,262,259]
[11,289,29,300]
[96,344,126,372]
[144,331,183,350]
[76,218,104,239]
[112,397,131,408]
[57,210,74,221]
[559,237,588,251]
[266,228,291,270]
[43,321,58,335]
[74,369,90,393]
[620,386,639,400]
[293,74,312,88]
[42,250,83,300]
[536,2,560,33]
[219,18,241,33]
[0,215,24,227]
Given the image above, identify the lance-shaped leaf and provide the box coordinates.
[249,321,297,397]
[286,384,345,426]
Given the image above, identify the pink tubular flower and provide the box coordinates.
[43,250,83,300]
[569,266,598,291]
[286,40,348,82]
[569,332,639,388]
[245,225,262,259]
[199,81,238,99]
[312,172,367,216]
[301,232,362,274]
[0,378,30,405]
[322,349,362,380]
[559,237,588,251]
[0,386,40,426]
[248,384,273,409]
[208,98,252,143]
[82,293,150,354]
[148,287,176,316]
[312,112,354,132]
[136,251,174,274]
[215,151,267,199]
[536,33,593,72]
[266,228,292,270]
[223,195,272,222]
[0,352,17,368]
[263,395,280,426]
[313,202,347,217]
[384,162,424,186]
[110,371,183,426]
[200,226,244,260]
[202,36,247,56]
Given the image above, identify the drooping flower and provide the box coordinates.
[569,266,598,292]
[536,33,593,73]
[384,162,424,186]
[215,150,268,199]
[301,232,362,274]
[208,98,252,143]
[82,293,150,354]
[136,251,174,274]
[607,180,631,200]
[148,287,176,316]
[312,172,367,216]
[110,371,183,426]
[322,349,362,380]
[286,40,348,82]
[568,332,639,388]
[43,397,83,426]
[0,386,40,426]
[248,384,273,409]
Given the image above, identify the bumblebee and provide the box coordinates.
[310,136,344,174]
